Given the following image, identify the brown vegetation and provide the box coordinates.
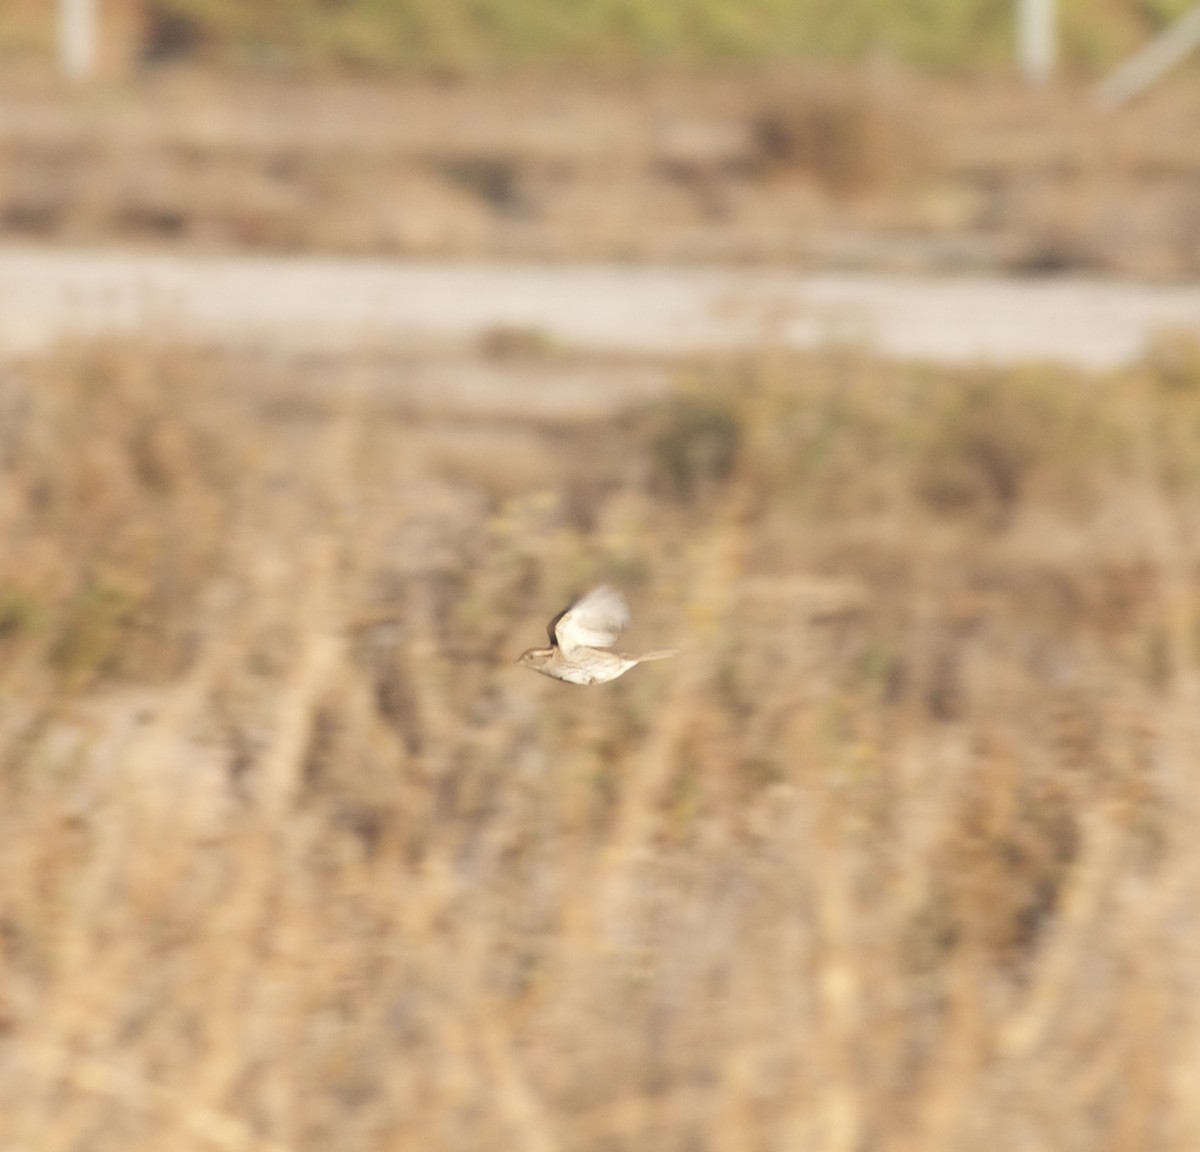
[3,70,1200,276]
[1,335,1199,1149]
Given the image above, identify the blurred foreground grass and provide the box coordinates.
[1,337,1200,1149]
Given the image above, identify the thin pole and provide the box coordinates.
[1095,3,1200,111]
[59,0,96,81]
[1017,0,1056,85]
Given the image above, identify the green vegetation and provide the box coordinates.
[0,0,1191,76]
[139,0,1189,74]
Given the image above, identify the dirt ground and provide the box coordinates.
[4,249,1200,368]
[3,68,1200,277]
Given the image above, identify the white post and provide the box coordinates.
[59,0,97,81]
[1095,3,1200,111]
[1017,0,1056,85]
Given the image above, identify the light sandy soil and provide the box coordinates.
[2,247,1199,370]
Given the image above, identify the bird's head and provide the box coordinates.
[516,646,554,670]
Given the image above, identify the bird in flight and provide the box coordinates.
[517,586,677,685]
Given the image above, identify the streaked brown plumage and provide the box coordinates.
[517,586,677,685]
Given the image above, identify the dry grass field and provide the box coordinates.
[0,333,1199,1150]
[4,69,1200,277]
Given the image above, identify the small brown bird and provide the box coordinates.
[517,586,677,685]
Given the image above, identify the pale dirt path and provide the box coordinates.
[0,247,1198,369]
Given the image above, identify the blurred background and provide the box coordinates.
[2,3,1200,1150]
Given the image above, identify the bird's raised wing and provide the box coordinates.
[549,586,630,655]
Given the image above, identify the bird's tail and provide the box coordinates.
[636,649,679,662]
